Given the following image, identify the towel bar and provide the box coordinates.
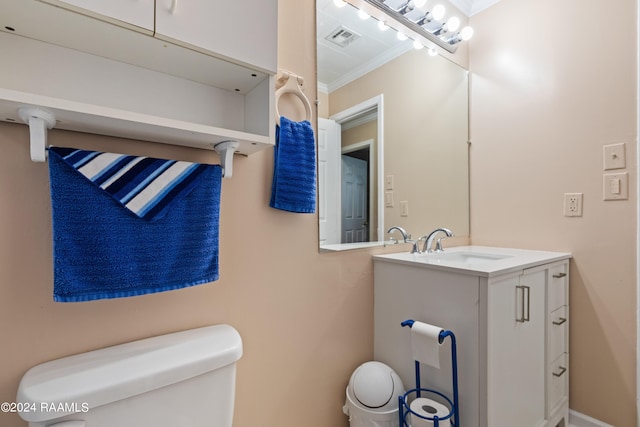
[18,105,238,179]
[18,106,56,163]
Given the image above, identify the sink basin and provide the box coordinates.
[430,251,512,265]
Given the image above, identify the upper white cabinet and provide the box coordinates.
[40,0,155,33]
[155,0,277,73]
[0,0,277,155]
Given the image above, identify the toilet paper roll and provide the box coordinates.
[411,321,444,368]
[409,397,451,427]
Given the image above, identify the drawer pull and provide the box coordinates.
[553,317,567,326]
[516,285,530,322]
[553,272,567,278]
[552,366,567,377]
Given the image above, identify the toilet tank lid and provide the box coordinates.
[16,324,242,423]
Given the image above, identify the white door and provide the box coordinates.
[318,118,341,246]
[155,0,277,72]
[40,0,155,32]
[341,155,368,243]
[487,270,546,427]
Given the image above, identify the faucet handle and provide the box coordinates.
[435,238,446,252]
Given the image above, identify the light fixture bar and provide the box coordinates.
[359,0,458,53]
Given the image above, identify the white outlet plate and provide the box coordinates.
[564,193,583,217]
[385,175,394,190]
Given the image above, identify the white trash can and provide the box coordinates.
[343,361,405,427]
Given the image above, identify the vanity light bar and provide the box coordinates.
[349,0,470,54]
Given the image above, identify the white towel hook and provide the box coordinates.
[213,140,240,178]
[18,106,56,163]
[275,70,312,126]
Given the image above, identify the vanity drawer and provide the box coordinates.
[548,306,568,360]
[548,353,568,413]
[548,262,568,311]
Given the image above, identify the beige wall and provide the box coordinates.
[0,2,638,427]
[469,0,637,426]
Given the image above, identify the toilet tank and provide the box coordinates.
[16,324,243,427]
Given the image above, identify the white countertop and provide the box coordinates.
[373,245,571,277]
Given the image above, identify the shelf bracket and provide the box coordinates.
[213,140,240,178]
[18,107,56,163]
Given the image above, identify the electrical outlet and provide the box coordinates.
[563,193,583,217]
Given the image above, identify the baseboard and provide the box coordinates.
[569,410,614,427]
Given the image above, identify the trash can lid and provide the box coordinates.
[349,361,402,409]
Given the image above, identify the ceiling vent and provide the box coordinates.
[325,25,361,48]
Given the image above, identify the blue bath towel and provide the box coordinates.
[269,116,316,213]
[48,147,222,302]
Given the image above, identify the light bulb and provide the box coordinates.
[396,31,408,41]
[427,47,438,56]
[358,9,370,20]
[432,4,445,21]
[333,0,347,7]
[378,20,389,31]
[414,0,427,9]
[413,40,424,50]
[460,26,474,40]
[446,16,460,32]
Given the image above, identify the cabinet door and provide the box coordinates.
[155,0,277,73]
[487,270,546,427]
[39,0,155,32]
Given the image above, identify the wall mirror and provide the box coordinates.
[317,0,470,252]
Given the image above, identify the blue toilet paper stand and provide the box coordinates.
[398,319,460,427]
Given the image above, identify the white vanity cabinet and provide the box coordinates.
[0,0,277,155]
[373,247,571,427]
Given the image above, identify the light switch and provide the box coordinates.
[603,172,628,200]
[603,143,626,170]
[400,201,409,217]
[385,191,394,207]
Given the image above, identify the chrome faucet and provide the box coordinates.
[387,226,420,254]
[421,227,454,253]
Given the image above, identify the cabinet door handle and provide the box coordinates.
[553,366,567,377]
[553,272,567,278]
[169,0,178,13]
[553,317,567,326]
[516,285,530,322]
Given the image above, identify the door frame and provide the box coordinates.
[330,94,384,243]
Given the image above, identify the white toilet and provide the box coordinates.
[16,324,242,427]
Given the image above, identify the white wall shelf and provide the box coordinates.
[0,88,270,157]
[0,0,276,161]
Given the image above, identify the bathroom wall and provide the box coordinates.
[469,0,637,426]
[0,1,384,426]
[0,2,637,427]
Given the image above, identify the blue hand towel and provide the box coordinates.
[48,147,222,302]
[269,116,316,213]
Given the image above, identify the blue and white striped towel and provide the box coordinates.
[48,147,222,302]
[51,147,209,221]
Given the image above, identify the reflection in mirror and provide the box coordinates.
[317,0,470,252]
